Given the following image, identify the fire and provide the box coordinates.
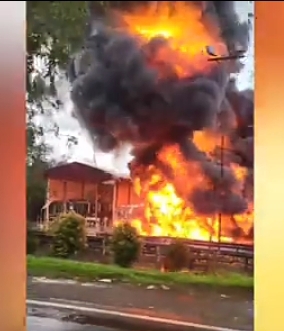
[135,174,222,241]
[116,152,253,243]
[193,131,229,155]
[121,2,227,76]
[114,3,253,244]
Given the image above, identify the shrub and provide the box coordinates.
[110,223,141,268]
[27,227,39,254]
[50,212,87,259]
[163,241,189,272]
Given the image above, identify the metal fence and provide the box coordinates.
[33,231,253,272]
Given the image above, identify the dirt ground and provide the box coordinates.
[28,277,253,330]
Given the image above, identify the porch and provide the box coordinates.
[41,162,116,236]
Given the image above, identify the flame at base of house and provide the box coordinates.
[114,203,253,245]
[39,161,253,245]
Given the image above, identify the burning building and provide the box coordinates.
[68,1,254,244]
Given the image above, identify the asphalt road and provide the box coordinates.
[27,316,120,331]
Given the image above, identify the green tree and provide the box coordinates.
[111,223,141,267]
[50,212,87,258]
[26,121,51,222]
[27,1,108,106]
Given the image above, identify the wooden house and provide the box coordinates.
[41,161,142,236]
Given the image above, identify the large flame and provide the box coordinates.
[114,2,253,244]
[122,2,227,76]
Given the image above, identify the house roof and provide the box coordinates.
[45,162,114,183]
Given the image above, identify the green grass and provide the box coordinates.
[27,255,253,289]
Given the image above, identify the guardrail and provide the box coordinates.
[33,231,253,272]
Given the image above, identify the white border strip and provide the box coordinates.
[27,299,244,331]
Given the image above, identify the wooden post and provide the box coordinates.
[156,245,161,269]
[102,236,106,256]
[217,135,225,244]
[44,178,50,230]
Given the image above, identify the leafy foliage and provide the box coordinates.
[26,1,151,103]
[27,227,39,254]
[111,223,141,268]
[50,212,87,258]
[163,241,190,272]
[26,120,51,221]
[27,1,104,106]
[27,161,48,222]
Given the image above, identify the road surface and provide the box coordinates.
[28,316,120,331]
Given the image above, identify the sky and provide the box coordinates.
[42,1,254,174]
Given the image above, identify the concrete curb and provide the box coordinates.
[27,299,246,331]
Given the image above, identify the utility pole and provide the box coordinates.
[206,46,246,245]
[218,135,225,244]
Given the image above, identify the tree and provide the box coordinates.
[27,1,105,106]
[163,241,190,271]
[26,120,51,222]
[111,223,141,267]
[27,2,85,100]
[50,212,87,258]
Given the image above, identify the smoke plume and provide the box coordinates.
[68,1,253,219]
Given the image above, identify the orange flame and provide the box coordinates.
[121,2,227,77]
[114,2,253,244]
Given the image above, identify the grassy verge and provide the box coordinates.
[27,255,253,289]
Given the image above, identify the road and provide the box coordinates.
[27,316,120,331]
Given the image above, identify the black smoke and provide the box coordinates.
[68,1,253,217]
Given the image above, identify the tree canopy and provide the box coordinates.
[26,1,109,221]
[27,1,88,103]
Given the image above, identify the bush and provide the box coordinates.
[27,227,39,254]
[50,212,87,259]
[111,223,141,268]
[163,241,189,272]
